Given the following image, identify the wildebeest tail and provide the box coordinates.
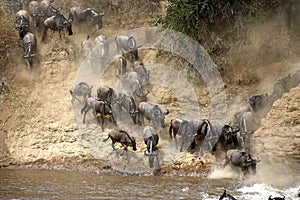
[102,135,110,142]
[169,120,173,139]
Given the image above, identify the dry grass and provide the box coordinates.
[0,2,20,74]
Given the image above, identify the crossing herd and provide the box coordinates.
[8,0,300,179]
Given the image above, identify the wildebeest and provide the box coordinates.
[23,32,37,69]
[224,149,259,174]
[219,190,238,200]
[41,13,73,42]
[115,35,140,63]
[248,92,274,113]
[15,10,30,38]
[133,61,150,85]
[239,111,259,152]
[94,35,109,59]
[81,97,116,131]
[68,7,104,30]
[212,124,240,152]
[70,82,93,103]
[103,130,137,151]
[40,0,60,18]
[96,85,117,106]
[268,195,285,200]
[138,102,169,130]
[273,70,300,98]
[113,55,127,77]
[118,71,149,103]
[116,92,138,124]
[169,119,195,152]
[28,1,41,27]
[143,126,159,168]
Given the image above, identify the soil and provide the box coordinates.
[0,1,299,176]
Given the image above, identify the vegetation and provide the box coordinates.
[0,2,19,72]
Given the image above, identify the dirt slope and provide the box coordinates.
[0,1,299,175]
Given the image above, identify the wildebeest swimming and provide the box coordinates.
[68,7,104,30]
[23,32,37,69]
[69,82,93,103]
[81,97,116,131]
[103,130,137,151]
[224,149,259,175]
[218,190,238,200]
[268,195,285,200]
[143,125,159,168]
[15,9,30,38]
[41,13,73,42]
[138,102,169,130]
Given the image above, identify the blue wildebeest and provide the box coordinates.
[41,13,73,42]
[116,92,139,124]
[96,85,119,121]
[103,130,137,151]
[115,35,140,65]
[94,35,109,59]
[28,1,41,27]
[15,10,30,38]
[239,111,259,152]
[69,82,93,103]
[143,125,159,168]
[81,97,116,131]
[23,32,37,69]
[138,102,169,130]
[133,61,150,85]
[273,70,300,98]
[212,124,240,152]
[169,119,194,152]
[40,0,60,18]
[268,195,285,200]
[113,55,127,78]
[68,7,104,30]
[224,149,260,175]
[118,71,149,104]
[219,190,238,200]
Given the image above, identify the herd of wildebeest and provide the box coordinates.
[7,0,300,196]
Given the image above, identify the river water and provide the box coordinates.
[0,168,299,200]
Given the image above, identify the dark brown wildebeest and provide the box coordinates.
[68,7,104,30]
[138,102,169,130]
[143,125,159,168]
[15,10,30,38]
[81,97,116,131]
[69,82,93,103]
[103,130,137,151]
[28,1,41,27]
[211,124,240,152]
[41,13,73,42]
[23,32,37,69]
[224,149,260,175]
[117,92,139,124]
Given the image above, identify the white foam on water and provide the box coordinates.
[237,183,299,200]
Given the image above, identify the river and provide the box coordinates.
[0,168,299,200]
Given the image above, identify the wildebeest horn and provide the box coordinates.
[165,109,170,115]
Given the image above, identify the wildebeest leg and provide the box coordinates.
[41,27,48,42]
[180,139,185,152]
[111,142,117,150]
[100,115,105,131]
[82,107,90,124]
[174,135,179,149]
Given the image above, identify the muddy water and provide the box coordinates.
[0,169,299,200]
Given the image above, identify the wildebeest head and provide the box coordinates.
[54,14,73,35]
[221,125,239,146]
[93,12,104,29]
[152,105,169,128]
[219,190,238,200]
